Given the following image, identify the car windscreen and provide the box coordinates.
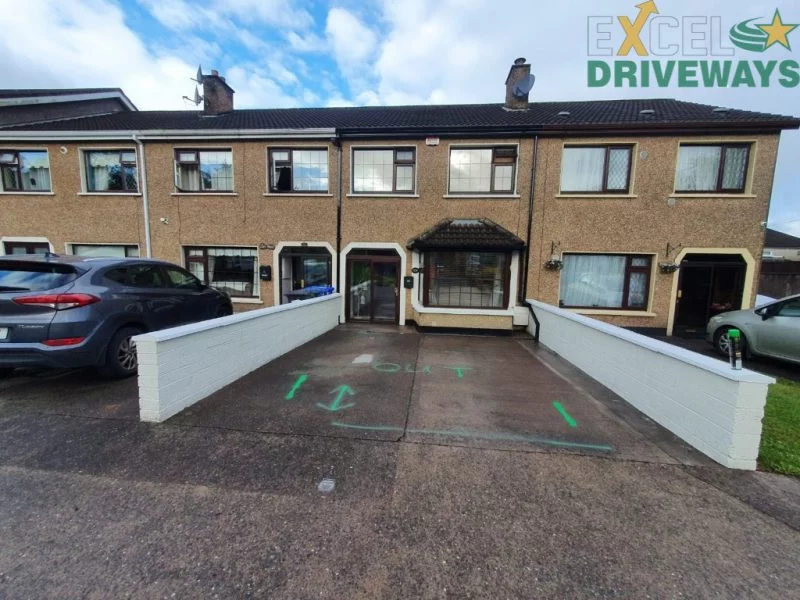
[0,262,79,292]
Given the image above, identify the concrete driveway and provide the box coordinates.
[0,326,798,599]
[171,325,697,464]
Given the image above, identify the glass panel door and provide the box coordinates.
[349,260,371,320]
[372,261,398,322]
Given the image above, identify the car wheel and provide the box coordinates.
[99,326,141,379]
[714,327,747,359]
[216,304,233,317]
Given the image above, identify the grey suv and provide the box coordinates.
[0,254,233,378]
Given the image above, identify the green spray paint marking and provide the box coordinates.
[445,366,473,379]
[285,374,308,400]
[553,402,577,428]
[330,422,612,452]
[316,385,356,413]
[373,362,401,373]
[405,364,432,374]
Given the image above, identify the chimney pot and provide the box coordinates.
[514,57,526,65]
[202,68,235,115]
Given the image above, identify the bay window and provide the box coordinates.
[269,148,329,192]
[175,149,233,192]
[184,246,257,298]
[559,254,651,310]
[675,144,750,193]
[0,150,51,192]
[84,150,138,192]
[448,146,517,194]
[424,251,509,309]
[560,145,632,194]
[352,147,415,194]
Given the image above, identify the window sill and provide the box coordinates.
[0,191,55,196]
[413,304,512,317]
[78,192,141,197]
[171,192,238,197]
[231,297,263,304]
[669,193,756,199]
[556,193,637,199]
[264,192,333,197]
[567,308,657,317]
[347,193,419,199]
[443,194,520,199]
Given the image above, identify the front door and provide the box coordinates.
[674,255,746,337]
[346,256,400,323]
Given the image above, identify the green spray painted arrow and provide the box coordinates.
[285,373,308,400]
[316,385,356,412]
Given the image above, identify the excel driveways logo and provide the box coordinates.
[587,1,799,87]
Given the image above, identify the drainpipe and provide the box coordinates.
[132,134,152,258]
[521,136,540,342]
[520,135,538,304]
[334,135,343,292]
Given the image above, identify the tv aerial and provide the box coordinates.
[182,65,204,106]
[512,73,535,98]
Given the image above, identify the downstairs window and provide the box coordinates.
[424,251,509,309]
[184,246,257,298]
[559,253,652,310]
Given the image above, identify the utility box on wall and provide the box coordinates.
[403,276,414,289]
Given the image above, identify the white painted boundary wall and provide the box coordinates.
[134,294,341,423]
[527,300,775,470]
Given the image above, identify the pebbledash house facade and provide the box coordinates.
[1,59,798,336]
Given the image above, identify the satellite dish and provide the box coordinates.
[512,74,535,98]
[194,86,202,105]
[192,65,203,83]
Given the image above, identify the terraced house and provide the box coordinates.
[1,60,797,335]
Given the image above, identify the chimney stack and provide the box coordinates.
[202,69,235,115]
[505,57,531,110]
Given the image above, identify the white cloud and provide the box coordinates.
[213,0,313,29]
[325,8,377,72]
[287,31,328,53]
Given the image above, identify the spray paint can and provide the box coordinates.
[728,328,742,370]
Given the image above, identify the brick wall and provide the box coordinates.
[135,294,341,422]
[527,299,774,469]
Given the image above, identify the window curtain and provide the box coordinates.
[560,254,626,308]
[676,146,721,191]
[560,148,605,191]
[20,152,51,191]
[177,164,201,191]
[86,152,121,191]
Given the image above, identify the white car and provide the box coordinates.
[707,294,800,365]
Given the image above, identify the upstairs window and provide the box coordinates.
[448,146,517,194]
[269,148,329,193]
[70,244,139,258]
[0,150,51,192]
[84,150,138,193]
[560,145,632,194]
[352,148,415,194]
[175,150,233,192]
[675,144,750,193]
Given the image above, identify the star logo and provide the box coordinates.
[757,9,798,50]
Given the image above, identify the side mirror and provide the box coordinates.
[760,306,777,320]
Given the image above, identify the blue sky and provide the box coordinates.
[1,0,798,235]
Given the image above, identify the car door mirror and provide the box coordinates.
[760,305,777,320]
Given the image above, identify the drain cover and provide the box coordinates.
[317,477,335,493]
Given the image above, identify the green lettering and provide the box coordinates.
[753,61,777,87]
[640,60,650,87]
[652,61,676,86]
[779,60,800,88]
[587,61,611,87]
[677,61,699,87]
[731,61,756,87]
[699,61,732,87]
[614,61,637,87]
